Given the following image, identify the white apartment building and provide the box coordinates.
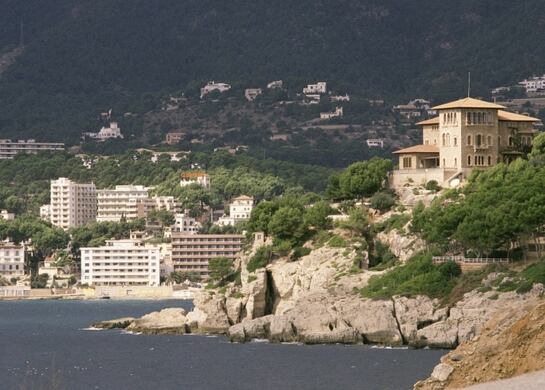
[97,185,149,222]
[218,195,254,226]
[200,81,231,99]
[0,139,65,159]
[366,139,385,148]
[80,240,160,287]
[149,196,180,213]
[0,242,25,279]
[39,204,51,221]
[320,107,343,120]
[180,171,211,189]
[518,75,545,94]
[0,210,15,220]
[245,88,263,101]
[331,94,350,102]
[303,82,327,95]
[85,122,124,141]
[267,80,283,89]
[171,213,200,234]
[50,178,97,230]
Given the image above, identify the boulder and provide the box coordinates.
[127,308,187,334]
[186,293,230,333]
[337,298,403,345]
[241,269,268,319]
[430,363,454,382]
[269,315,297,343]
[92,317,134,329]
[393,295,446,344]
[415,319,459,348]
[225,296,243,324]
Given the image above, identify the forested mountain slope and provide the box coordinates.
[0,0,544,141]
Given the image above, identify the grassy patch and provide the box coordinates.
[328,235,348,248]
[247,245,273,273]
[312,231,332,248]
[361,253,461,299]
[291,246,311,260]
[373,213,410,234]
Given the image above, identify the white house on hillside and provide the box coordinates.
[200,81,231,98]
[303,82,327,95]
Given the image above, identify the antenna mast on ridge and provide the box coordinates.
[467,72,471,97]
[19,21,24,47]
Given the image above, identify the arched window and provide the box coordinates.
[467,135,472,145]
[467,112,471,124]
[467,155,472,166]
[454,137,457,146]
[488,156,492,165]
[508,136,514,146]
[476,134,482,147]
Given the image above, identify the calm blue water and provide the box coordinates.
[0,300,444,390]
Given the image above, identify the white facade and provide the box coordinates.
[267,80,283,89]
[200,81,231,98]
[81,240,160,287]
[180,172,211,189]
[97,185,149,222]
[50,178,97,230]
[0,242,25,279]
[303,82,327,95]
[0,210,15,220]
[320,107,343,120]
[171,213,200,234]
[366,139,384,148]
[40,204,51,221]
[0,139,64,160]
[149,196,180,213]
[86,122,123,141]
[244,88,263,101]
[229,195,254,220]
[518,75,545,93]
[331,94,350,102]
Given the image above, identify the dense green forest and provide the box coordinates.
[0,0,544,142]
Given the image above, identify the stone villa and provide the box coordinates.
[390,97,540,188]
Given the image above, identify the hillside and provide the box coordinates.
[0,0,544,144]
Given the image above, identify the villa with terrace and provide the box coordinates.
[390,97,540,188]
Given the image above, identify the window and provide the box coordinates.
[454,158,457,166]
[488,156,492,165]
[467,112,472,125]
[487,135,492,146]
[402,157,412,168]
[467,155,472,166]
[442,134,446,146]
[508,136,514,147]
[476,134,482,147]
[454,137,457,146]
[467,135,472,146]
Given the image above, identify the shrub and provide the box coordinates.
[370,240,398,270]
[370,192,396,213]
[291,246,311,260]
[361,253,461,299]
[328,235,347,248]
[273,239,293,256]
[425,180,441,192]
[374,213,410,234]
[247,245,273,273]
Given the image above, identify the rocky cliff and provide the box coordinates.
[415,291,545,389]
[94,242,545,351]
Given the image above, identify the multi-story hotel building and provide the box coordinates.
[50,178,97,230]
[80,240,160,286]
[391,97,540,188]
[0,242,25,279]
[170,234,244,277]
[0,139,64,159]
[97,185,150,222]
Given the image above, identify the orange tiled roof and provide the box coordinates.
[180,171,207,179]
[393,144,439,154]
[416,117,439,125]
[433,97,505,110]
[498,110,540,122]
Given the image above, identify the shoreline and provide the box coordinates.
[0,295,193,301]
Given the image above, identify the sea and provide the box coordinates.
[0,300,444,390]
